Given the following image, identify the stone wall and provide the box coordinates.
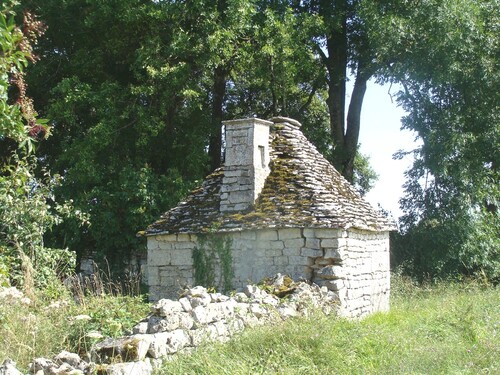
[147,227,390,318]
[220,118,272,213]
[12,277,338,375]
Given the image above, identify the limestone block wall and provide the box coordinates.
[147,234,197,300]
[147,227,390,318]
[220,118,272,212]
[311,229,390,317]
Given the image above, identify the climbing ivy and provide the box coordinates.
[192,233,233,293]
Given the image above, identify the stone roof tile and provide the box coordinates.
[146,119,395,235]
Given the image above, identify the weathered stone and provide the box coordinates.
[283,247,300,256]
[235,302,250,315]
[132,321,149,335]
[209,293,230,303]
[276,304,298,319]
[304,238,320,249]
[145,117,393,319]
[53,351,82,368]
[284,238,305,248]
[178,312,195,330]
[314,229,343,239]
[317,265,345,280]
[323,248,342,259]
[226,318,245,335]
[104,361,153,375]
[147,249,170,267]
[262,295,279,306]
[0,359,23,375]
[93,335,151,363]
[148,330,190,358]
[300,248,322,257]
[189,293,211,308]
[151,299,183,317]
[249,303,268,318]
[278,228,302,240]
[30,358,55,374]
[212,320,229,337]
[191,304,221,325]
[256,230,278,241]
[170,249,193,264]
[265,248,283,257]
[147,315,180,333]
[185,285,207,296]
[233,292,249,302]
[188,329,206,346]
[240,231,256,240]
[288,255,313,266]
[53,363,76,374]
[243,285,262,299]
[273,256,289,266]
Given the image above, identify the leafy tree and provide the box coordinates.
[21,0,202,273]
[21,0,379,274]
[370,0,500,281]
[278,0,379,183]
[0,2,78,291]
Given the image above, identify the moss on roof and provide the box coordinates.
[145,119,395,235]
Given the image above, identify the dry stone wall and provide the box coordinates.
[147,227,390,318]
[9,276,338,375]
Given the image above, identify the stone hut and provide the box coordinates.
[145,117,395,318]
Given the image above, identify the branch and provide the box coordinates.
[299,73,324,115]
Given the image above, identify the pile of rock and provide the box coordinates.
[2,275,338,375]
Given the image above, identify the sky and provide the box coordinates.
[354,81,421,220]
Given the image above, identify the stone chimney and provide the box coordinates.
[219,118,273,213]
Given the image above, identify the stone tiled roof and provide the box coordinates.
[146,119,395,235]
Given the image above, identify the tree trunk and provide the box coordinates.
[343,70,368,181]
[322,0,350,178]
[321,0,372,183]
[209,65,227,171]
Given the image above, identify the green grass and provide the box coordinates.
[1,277,498,374]
[157,278,499,374]
[0,290,150,371]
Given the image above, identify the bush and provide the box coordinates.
[392,210,500,284]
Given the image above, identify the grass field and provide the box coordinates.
[157,278,499,374]
[0,277,498,374]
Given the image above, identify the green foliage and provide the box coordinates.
[17,0,322,273]
[0,286,150,371]
[193,233,233,293]
[353,150,378,197]
[0,3,49,157]
[393,210,500,283]
[66,294,150,356]
[368,0,500,282]
[21,0,208,273]
[0,7,27,144]
[23,0,494,283]
[0,141,79,291]
[0,4,81,290]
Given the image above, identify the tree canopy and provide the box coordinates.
[6,0,498,282]
[373,0,499,281]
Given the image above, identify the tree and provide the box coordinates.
[279,0,378,183]
[21,0,379,273]
[22,0,202,273]
[369,0,500,281]
[0,2,77,291]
